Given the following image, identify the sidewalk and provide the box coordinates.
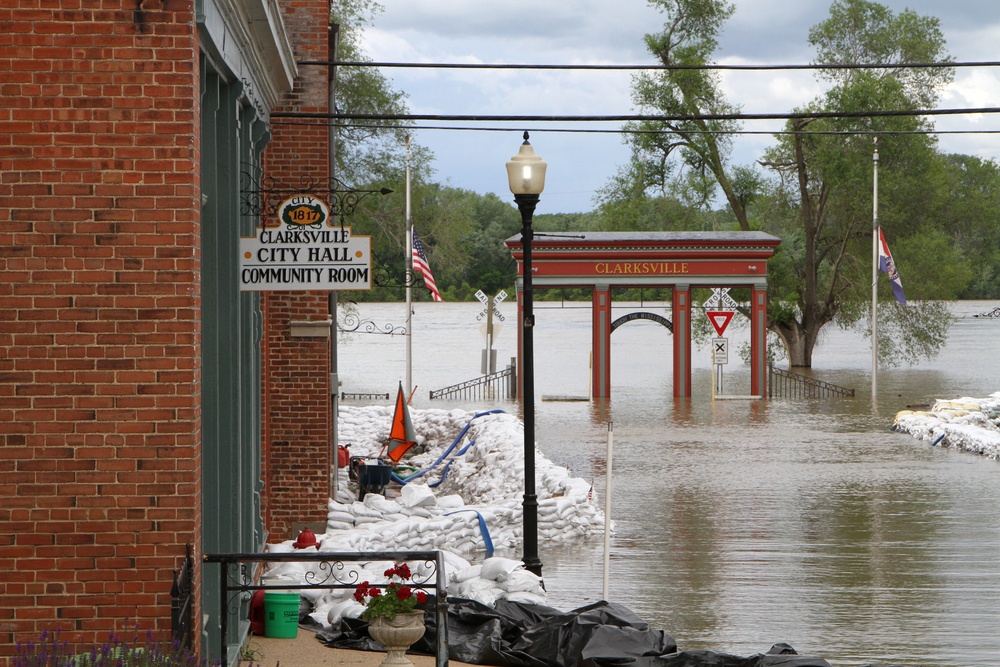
[240,628,477,667]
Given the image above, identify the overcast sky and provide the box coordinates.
[360,1,1000,213]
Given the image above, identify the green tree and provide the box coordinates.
[759,0,959,367]
[619,0,966,368]
[937,154,1000,299]
[622,0,759,232]
[330,0,430,185]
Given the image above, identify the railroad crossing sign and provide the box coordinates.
[476,290,507,374]
[475,289,507,325]
[706,310,735,337]
[703,287,739,309]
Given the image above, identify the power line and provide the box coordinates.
[271,107,1000,122]
[269,119,1000,137]
[300,59,998,71]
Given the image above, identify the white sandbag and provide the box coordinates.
[502,590,547,606]
[479,557,522,581]
[327,511,355,524]
[326,520,354,532]
[326,599,366,627]
[350,501,383,518]
[364,494,402,514]
[399,483,437,508]
[498,570,544,593]
[436,494,466,510]
[450,564,483,583]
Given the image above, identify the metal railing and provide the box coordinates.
[768,365,855,398]
[429,363,516,401]
[202,550,449,667]
[170,544,194,649]
[341,392,391,401]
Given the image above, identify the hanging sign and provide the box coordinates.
[239,194,372,292]
[706,310,735,337]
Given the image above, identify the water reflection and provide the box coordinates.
[340,301,1000,666]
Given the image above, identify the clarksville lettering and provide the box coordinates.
[595,262,689,275]
[259,229,350,244]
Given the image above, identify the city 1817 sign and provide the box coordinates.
[239,194,372,292]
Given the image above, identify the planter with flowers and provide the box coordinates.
[354,563,429,667]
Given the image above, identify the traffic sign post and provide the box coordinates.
[712,337,728,398]
[712,337,728,365]
[476,290,507,374]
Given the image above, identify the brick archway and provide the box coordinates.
[505,232,780,398]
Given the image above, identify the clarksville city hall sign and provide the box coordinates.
[239,194,372,291]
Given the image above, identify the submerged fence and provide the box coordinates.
[768,364,855,399]
[429,362,516,401]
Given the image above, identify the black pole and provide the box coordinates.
[514,192,542,578]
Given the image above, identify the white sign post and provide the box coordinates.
[705,288,737,399]
[476,289,507,374]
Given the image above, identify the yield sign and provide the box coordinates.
[707,310,735,337]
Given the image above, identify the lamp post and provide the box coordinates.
[506,131,546,578]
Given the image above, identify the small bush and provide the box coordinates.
[14,626,215,667]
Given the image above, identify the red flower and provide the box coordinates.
[416,591,427,604]
[384,563,412,580]
[396,585,412,601]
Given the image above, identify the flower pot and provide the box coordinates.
[367,611,426,667]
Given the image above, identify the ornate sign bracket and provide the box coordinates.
[239,165,392,228]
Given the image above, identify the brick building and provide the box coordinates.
[1,0,336,662]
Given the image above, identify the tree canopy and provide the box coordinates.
[326,0,1000,370]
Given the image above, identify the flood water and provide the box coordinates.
[337,299,1000,666]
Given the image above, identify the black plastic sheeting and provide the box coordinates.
[316,598,835,667]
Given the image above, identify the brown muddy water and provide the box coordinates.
[340,300,1000,666]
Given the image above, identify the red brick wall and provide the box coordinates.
[262,1,334,541]
[0,0,202,658]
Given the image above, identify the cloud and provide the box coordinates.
[357,0,1000,212]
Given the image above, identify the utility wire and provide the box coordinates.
[269,120,1000,137]
[299,60,998,71]
[271,107,1000,122]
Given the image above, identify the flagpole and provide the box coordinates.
[871,138,879,399]
[405,136,413,396]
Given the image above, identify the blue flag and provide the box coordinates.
[878,227,906,305]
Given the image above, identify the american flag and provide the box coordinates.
[411,228,443,302]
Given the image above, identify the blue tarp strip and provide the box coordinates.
[391,409,506,485]
[444,509,495,557]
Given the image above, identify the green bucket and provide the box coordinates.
[264,592,300,639]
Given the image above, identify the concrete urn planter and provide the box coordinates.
[367,611,426,667]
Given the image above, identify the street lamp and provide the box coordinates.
[506,131,546,578]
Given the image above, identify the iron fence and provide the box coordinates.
[202,550,449,667]
[768,365,855,398]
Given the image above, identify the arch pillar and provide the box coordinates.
[750,284,768,396]
[672,284,692,397]
[592,284,612,399]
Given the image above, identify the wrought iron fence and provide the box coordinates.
[429,363,516,401]
[202,550,450,667]
[170,544,195,649]
[341,392,391,401]
[768,365,855,398]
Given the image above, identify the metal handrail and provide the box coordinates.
[768,365,855,398]
[429,364,516,400]
[203,550,449,667]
